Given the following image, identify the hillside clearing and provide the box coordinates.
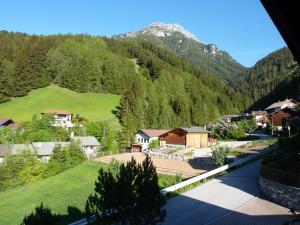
[0,85,121,128]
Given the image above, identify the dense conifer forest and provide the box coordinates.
[0,31,299,138]
[0,31,248,134]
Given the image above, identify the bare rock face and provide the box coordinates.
[122,22,203,43]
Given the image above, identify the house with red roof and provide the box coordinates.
[41,109,74,129]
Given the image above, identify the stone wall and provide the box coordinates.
[259,176,300,210]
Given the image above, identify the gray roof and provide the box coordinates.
[265,99,298,110]
[180,127,209,133]
[0,144,34,156]
[32,142,69,156]
[72,136,100,146]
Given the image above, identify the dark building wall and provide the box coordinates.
[271,110,293,126]
[160,128,186,145]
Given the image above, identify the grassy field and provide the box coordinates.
[0,161,178,225]
[0,85,121,128]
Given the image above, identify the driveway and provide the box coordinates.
[162,160,293,225]
[97,153,213,177]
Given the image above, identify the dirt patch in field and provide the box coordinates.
[96,153,213,177]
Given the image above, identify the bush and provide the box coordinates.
[211,146,229,167]
[0,150,47,191]
[48,140,87,174]
[209,122,246,140]
[149,139,160,149]
[20,203,59,225]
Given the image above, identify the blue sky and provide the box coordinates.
[0,0,286,67]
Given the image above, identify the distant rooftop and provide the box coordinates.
[180,127,209,133]
[0,118,14,126]
[140,129,170,138]
[73,136,100,146]
[32,142,69,156]
[42,109,72,115]
[265,99,298,110]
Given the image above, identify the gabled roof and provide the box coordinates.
[42,109,72,115]
[0,144,34,156]
[180,127,209,133]
[32,142,69,156]
[139,129,170,138]
[72,136,100,146]
[265,99,298,110]
[269,107,299,115]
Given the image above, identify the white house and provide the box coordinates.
[251,110,268,128]
[72,136,100,159]
[133,129,169,152]
[41,109,74,129]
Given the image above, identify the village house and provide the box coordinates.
[132,129,169,152]
[72,136,101,159]
[251,110,268,128]
[265,98,298,114]
[32,142,69,162]
[268,107,299,132]
[41,109,74,129]
[0,118,18,129]
[159,127,209,149]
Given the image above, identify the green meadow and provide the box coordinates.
[0,161,178,225]
[0,85,121,128]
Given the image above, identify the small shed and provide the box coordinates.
[159,127,209,149]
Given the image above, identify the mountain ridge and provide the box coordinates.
[115,22,247,82]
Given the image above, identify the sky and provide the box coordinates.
[0,0,286,67]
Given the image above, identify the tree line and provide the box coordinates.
[0,30,253,142]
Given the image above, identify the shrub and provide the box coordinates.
[211,146,229,167]
[149,139,160,149]
[0,150,46,191]
[20,203,59,225]
[48,140,87,174]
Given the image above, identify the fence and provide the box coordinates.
[144,149,185,161]
[69,145,276,225]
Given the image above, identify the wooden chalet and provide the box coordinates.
[159,127,209,149]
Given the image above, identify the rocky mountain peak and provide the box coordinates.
[123,22,203,43]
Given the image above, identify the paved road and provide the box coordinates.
[162,160,293,225]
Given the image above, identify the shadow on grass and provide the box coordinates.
[57,206,84,225]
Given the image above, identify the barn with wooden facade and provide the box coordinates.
[159,127,209,149]
[269,107,299,129]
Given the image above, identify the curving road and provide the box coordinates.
[162,160,293,225]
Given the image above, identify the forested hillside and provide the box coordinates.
[0,30,248,140]
[235,47,300,109]
[117,23,300,112]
